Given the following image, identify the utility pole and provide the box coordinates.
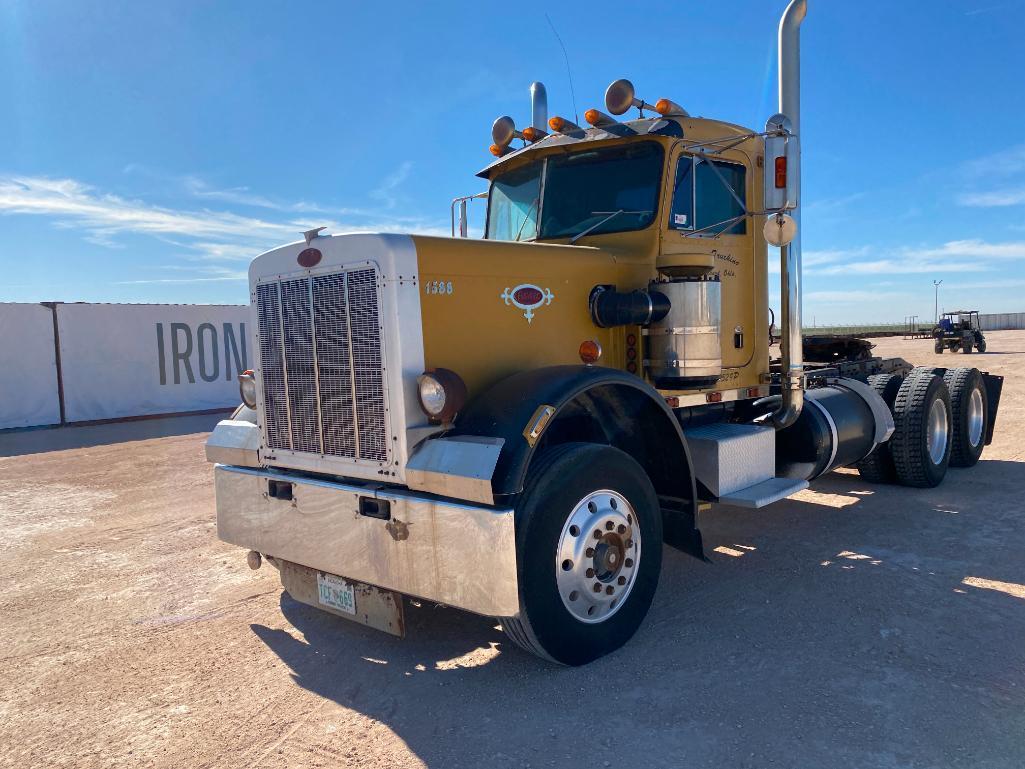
[933,280,943,323]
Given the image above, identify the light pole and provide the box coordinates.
[933,280,943,323]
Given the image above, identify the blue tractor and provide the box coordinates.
[934,310,986,354]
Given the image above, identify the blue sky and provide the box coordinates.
[1,0,1024,324]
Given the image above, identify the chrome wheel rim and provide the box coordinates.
[556,490,640,624]
[927,398,949,465]
[968,387,985,448]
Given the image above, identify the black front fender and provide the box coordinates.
[450,365,696,505]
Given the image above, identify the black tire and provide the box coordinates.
[934,340,944,354]
[856,374,903,483]
[500,442,662,666]
[977,339,987,353]
[891,373,952,488]
[943,367,988,468]
[962,340,973,354]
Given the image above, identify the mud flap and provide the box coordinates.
[981,372,1004,445]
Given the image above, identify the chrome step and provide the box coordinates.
[717,477,809,509]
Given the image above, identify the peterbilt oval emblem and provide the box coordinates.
[500,283,555,324]
[297,248,322,268]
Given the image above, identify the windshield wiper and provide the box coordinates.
[569,210,650,244]
[514,198,540,242]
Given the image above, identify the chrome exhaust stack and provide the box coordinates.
[771,0,807,429]
[530,81,548,132]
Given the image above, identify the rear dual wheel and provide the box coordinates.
[891,373,952,488]
[943,367,988,467]
[501,443,662,666]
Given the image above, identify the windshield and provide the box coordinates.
[486,161,542,241]
[486,142,663,241]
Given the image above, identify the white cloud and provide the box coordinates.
[805,289,909,304]
[370,161,413,209]
[805,239,1025,276]
[0,174,449,277]
[0,176,294,241]
[958,188,1025,207]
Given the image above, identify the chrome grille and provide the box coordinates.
[256,267,388,463]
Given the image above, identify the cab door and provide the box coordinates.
[658,142,763,382]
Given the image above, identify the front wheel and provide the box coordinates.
[501,443,662,665]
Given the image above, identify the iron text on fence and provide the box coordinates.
[155,322,248,385]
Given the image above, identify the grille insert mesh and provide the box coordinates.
[256,267,388,463]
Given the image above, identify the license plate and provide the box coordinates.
[317,572,356,615]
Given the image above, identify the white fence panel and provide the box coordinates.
[0,303,61,429]
[979,312,1025,331]
[57,304,250,422]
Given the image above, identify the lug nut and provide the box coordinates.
[593,583,602,593]
[585,547,595,558]
[625,558,634,568]
[618,576,626,585]
[593,530,602,540]
[605,521,614,531]
[617,524,626,534]
[605,585,614,595]
[586,568,595,578]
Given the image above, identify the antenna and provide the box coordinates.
[545,13,578,125]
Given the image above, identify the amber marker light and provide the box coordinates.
[654,98,688,117]
[774,156,787,188]
[578,340,602,365]
[548,115,582,133]
[522,126,547,142]
[584,108,617,127]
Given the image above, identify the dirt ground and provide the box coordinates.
[2,332,1024,769]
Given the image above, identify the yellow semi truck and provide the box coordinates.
[206,1,1002,664]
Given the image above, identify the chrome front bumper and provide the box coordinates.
[214,464,520,617]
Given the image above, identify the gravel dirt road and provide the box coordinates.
[2,332,1024,769]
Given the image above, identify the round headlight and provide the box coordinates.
[416,368,467,422]
[238,370,257,408]
[418,375,448,416]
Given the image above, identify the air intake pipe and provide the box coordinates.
[771,0,807,430]
[590,286,670,328]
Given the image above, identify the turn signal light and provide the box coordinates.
[774,156,787,188]
[548,115,582,133]
[579,340,602,365]
[522,126,547,142]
